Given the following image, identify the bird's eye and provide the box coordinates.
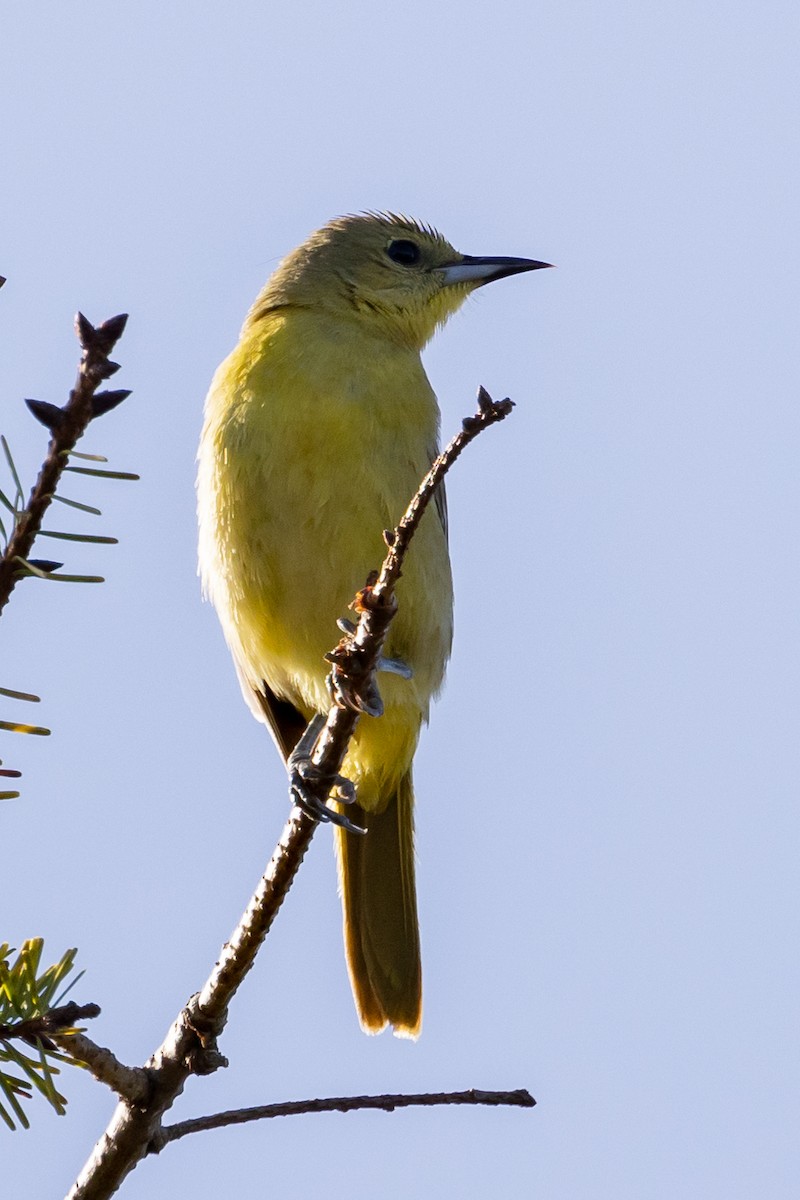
[386,239,421,266]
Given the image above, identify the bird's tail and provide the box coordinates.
[335,769,421,1038]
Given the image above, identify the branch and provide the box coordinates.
[154,1088,535,1149]
[65,388,516,1200]
[0,312,131,615]
[0,314,137,794]
[50,1030,150,1103]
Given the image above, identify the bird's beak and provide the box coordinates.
[436,255,553,287]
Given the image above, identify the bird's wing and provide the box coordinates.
[232,657,306,762]
[251,683,308,762]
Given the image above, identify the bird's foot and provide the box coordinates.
[326,619,413,716]
[287,714,365,834]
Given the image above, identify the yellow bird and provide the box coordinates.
[197,213,549,1037]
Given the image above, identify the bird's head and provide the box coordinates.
[248,213,551,350]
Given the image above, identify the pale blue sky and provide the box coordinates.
[3,2,798,1196]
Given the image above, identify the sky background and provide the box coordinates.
[3,2,798,1196]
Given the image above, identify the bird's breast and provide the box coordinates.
[198,311,453,719]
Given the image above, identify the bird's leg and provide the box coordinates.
[288,713,365,834]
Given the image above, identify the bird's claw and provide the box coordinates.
[329,620,412,713]
[287,716,365,834]
[289,761,364,833]
[326,669,384,717]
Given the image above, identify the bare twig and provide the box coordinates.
[0,312,130,615]
[65,389,518,1200]
[154,1088,535,1149]
[50,1030,150,1104]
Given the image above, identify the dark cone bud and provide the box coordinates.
[25,398,65,431]
[75,311,96,349]
[93,314,129,355]
[95,360,122,380]
[91,389,131,418]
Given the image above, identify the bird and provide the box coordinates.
[197,212,550,1037]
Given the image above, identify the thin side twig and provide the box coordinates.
[50,1030,151,1104]
[154,1087,535,1149]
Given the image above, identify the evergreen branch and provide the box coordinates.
[0,941,91,1127]
[0,1002,101,1051]
[0,313,133,787]
[0,312,130,616]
